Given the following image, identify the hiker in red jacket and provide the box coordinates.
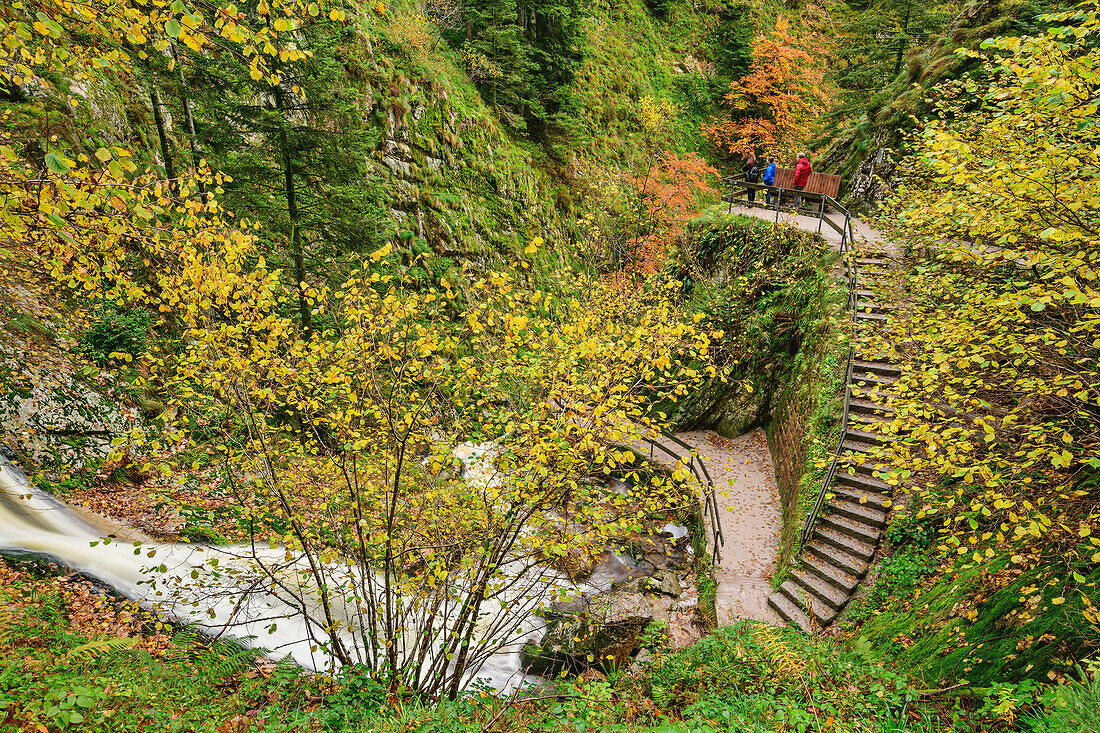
[792,152,812,208]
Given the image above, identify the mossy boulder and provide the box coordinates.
[521,590,654,677]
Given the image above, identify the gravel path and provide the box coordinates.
[726,202,884,251]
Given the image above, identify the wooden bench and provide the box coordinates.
[764,169,839,198]
[734,167,836,197]
[773,167,795,189]
[726,168,840,201]
[803,172,841,199]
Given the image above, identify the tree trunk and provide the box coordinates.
[893,1,912,77]
[150,86,177,184]
[171,44,204,172]
[274,85,312,334]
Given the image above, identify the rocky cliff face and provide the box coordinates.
[660,215,834,439]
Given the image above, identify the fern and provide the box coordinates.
[63,637,138,660]
[0,608,15,647]
[752,624,806,680]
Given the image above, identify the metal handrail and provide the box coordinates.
[722,175,852,237]
[723,173,864,553]
[627,428,724,564]
[799,347,854,551]
[798,210,861,552]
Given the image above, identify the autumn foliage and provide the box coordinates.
[858,2,1100,677]
[703,18,828,159]
[623,151,719,274]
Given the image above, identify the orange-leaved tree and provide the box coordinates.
[622,152,719,275]
[703,17,828,160]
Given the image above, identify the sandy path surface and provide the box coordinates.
[646,428,783,626]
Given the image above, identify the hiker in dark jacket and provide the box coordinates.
[762,156,777,206]
[792,152,812,207]
[743,152,760,203]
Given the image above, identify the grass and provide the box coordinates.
[3,544,1093,733]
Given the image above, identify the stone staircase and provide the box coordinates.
[767,252,904,633]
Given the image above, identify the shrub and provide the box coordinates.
[847,550,934,624]
[77,305,151,365]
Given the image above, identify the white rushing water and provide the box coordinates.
[0,457,568,692]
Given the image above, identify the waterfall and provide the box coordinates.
[0,457,555,692]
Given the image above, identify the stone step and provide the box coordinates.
[855,311,889,322]
[854,352,904,366]
[848,398,894,416]
[844,272,889,286]
[850,371,896,388]
[829,498,888,528]
[806,540,869,578]
[800,550,860,592]
[840,437,879,455]
[812,526,876,561]
[844,263,890,275]
[849,411,890,428]
[830,484,891,512]
[834,469,891,493]
[845,427,892,446]
[790,568,850,610]
[855,302,897,316]
[850,385,891,403]
[819,511,880,544]
[852,360,902,377]
[854,257,892,267]
[849,271,890,281]
[767,591,813,634]
[778,580,837,626]
[855,298,898,308]
[836,456,894,478]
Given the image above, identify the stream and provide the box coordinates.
[0,456,562,692]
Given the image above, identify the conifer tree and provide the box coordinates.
[177,7,388,330]
[833,0,952,114]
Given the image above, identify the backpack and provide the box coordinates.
[746,164,760,183]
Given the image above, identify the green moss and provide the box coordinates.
[851,556,1100,688]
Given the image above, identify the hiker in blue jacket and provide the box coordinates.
[762,156,777,206]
